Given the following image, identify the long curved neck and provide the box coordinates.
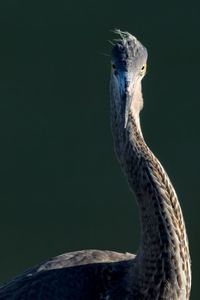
[111,86,191,299]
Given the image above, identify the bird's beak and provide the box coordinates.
[124,76,135,128]
[119,73,135,128]
[124,91,132,128]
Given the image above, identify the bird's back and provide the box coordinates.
[0,250,135,300]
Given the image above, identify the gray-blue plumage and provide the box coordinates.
[0,250,135,299]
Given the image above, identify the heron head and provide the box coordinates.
[110,30,148,128]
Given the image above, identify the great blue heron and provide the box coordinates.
[0,31,191,299]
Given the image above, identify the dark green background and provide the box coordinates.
[0,0,199,298]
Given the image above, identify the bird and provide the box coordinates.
[0,30,191,300]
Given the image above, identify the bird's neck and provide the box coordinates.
[126,117,191,298]
[111,94,191,299]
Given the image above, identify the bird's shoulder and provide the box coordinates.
[36,249,135,271]
[0,250,136,299]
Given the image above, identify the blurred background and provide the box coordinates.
[0,0,199,298]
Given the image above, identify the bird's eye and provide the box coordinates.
[140,64,147,75]
[111,63,118,76]
[112,64,116,69]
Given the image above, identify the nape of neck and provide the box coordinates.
[112,111,191,299]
